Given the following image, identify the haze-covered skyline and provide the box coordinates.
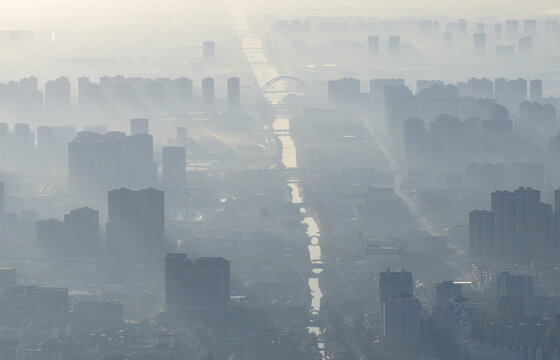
[1,1,560,360]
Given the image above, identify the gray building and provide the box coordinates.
[383,294,422,346]
[162,146,186,188]
[435,281,462,307]
[368,35,379,57]
[203,41,215,63]
[469,210,493,259]
[227,77,240,108]
[379,268,413,301]
[64,207,100,257]
[68,131,157,194]
[0,286,68,323]
[0,181,3,214]
[165,253,230,322]
[497,271,534,312]
[130,118,149,136]
[107,188,165,264]
[530,79,543,101]
[473,33,486,52]
[0,269,15,291]
[202,77,214,106]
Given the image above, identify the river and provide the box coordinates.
[231,9,326,359]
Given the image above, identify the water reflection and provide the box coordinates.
[232,8,326,359]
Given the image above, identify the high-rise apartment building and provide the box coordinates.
[328,78,360,106]
[470,187,554,264]
[202,77,214,106]
[162,146,186,188]
[203,41,215,63]
[497,271,534,311]
[383,294,422,346]
[64,207,100,257]
[227,77,240,108]
[379,268,413,301]
[130,118,149,136]
[165,253,230,322]
[435,281,462,307]
[36,207,100,259]
[469,210,493,259]
[530,79,543,101]
[388,35,400,55]
[45,77,71,110]
[473,33,486,52]
[0,181,3,214]
[0,268,16,290]
[68,131,157,194]
[368,35,379,57]
[106,188,164,264]
[176,78,193,106]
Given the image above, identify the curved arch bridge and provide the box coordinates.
[261,76,311,94]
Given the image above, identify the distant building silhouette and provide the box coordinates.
[0,181,3,214]
[74,300,124,330]
[403,117,426,166]
[435,281,462,307]
[388,35,400,56]
[165,253,230,322]
[524,19,537,36]
[506,20,519,43]
[203,41,215,63]
[64,207,100,257]
[130,118,149,136]
[368,35,379,58]
[470,187,554,264]
[546,20,560,40]
[518,36,533,54]
[458,19,468,36]
[496,45,515,58]
[68,131,157,194]
[497,271,533,312]
[473,33,486,52]
[106,188,164,264]
[0,268,16,290]
[162,146,186,188]
[494,23,503,41]
[328,78,360,106]
[496,295,525,322]
[13,123,34,167]
[36,218,65,258]
[476,22,485,33]
[494,78,527,101]
[370,78,404,100]
[227,77,240,108]
[443,31,452,47]
[145,81,165,110]
[202,77,214,106]
[0,286,68,323]
[78,76,102,110]
[383,293,422,346]
[176,127,188,146]
[45,77,71,111]
[469,210,494,259]
[530,79,543,101]
[519,101,555,132]
[176,77,193,106]
[36,207,100,259]
[379,268,413,301]
[36,125,76,170]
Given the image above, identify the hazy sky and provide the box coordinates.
[0,0,558,26]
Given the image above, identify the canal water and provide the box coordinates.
[231,10,326,358]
